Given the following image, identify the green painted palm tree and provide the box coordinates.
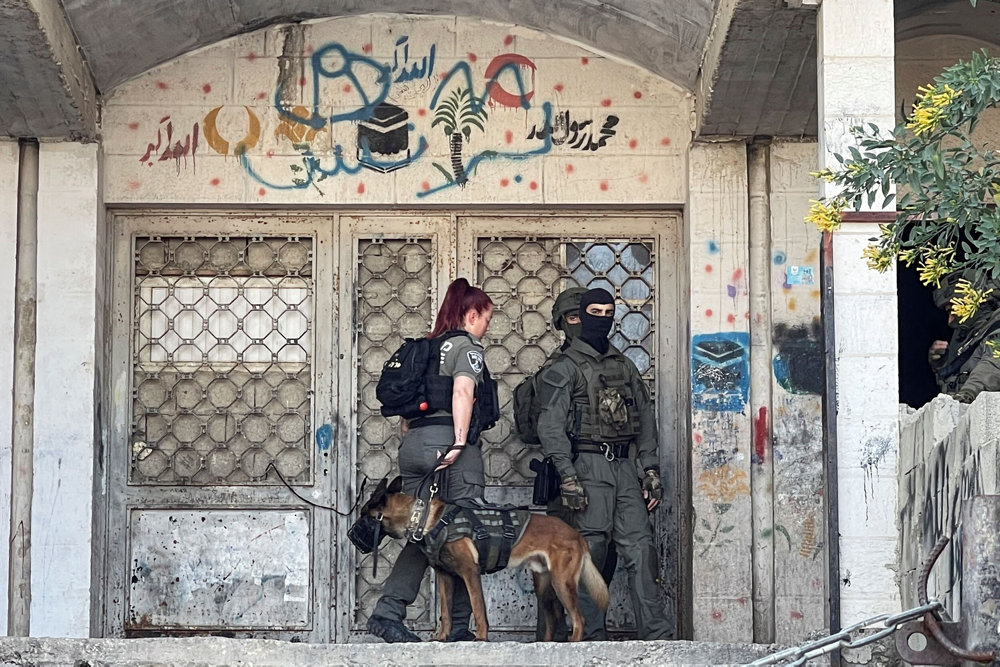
[431,87,488,185]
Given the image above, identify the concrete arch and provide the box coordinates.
[64,0,712,94]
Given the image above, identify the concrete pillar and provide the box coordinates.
[29,142,101,636]
[0,141,20,634]
[817,0,900,625]
[687,141,753,641]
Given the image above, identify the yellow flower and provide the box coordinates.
[986,339,1000,359]
[808,168,836,182]
[804,197,847,233]
[916,246,955,288]
[899,248,919,267]
[950,279,994,324]
[862,244,894,273]
[905,83,960,137]
[847,162,864,175]
[696,465,750,503]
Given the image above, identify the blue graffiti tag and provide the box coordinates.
[315,424,333,452]
[691,332,750,412]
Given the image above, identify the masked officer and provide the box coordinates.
[535,287,670,640]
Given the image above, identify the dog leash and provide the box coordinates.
[267,461,368,517]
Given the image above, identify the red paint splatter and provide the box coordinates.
[256,92,267,100]
[128,122,140,131]
[127,181,141,191]
[599,180,609,191]
[299,76,307,87]
[357,182,365,194]
[754,406,768,464]
[503,34,514,46]
[305,44,314,54]
[529,181,538,190]
[565,164,574,173]
[711,610,723,621]
[439,72,448,80]
[633,90,643,99]
[210,178,221,186]
[705,265,713,273]
[727,314,736,324]
[581,57,589,65]
[266,150,275,158]
[500,178,510,187]
[790,611,804,620]
[554,83,564,93]
[202,83,212,94]
[362,43,372,54]
[601,98,612,107]
[660,137,671,146]
[258,188,266,196]
[628,139,638,149]
[732,268,743,281]
[693,432,703,444]
[421,181,430,191]
[505,130,513,144]
[247,52,257,61]
[705,309,713,317]
[343,84,352,93]
[468,53,478,63]
[156,81,168,90]
[638,173,648,183]
[738,597,748,606]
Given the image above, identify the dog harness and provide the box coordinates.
[423,504,531,574]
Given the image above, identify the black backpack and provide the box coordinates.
[376,331,467,420]
[513,374,542,444]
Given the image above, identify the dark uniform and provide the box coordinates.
[536,335,670,640]
[369,332,492,642]
[930,277,1000,403]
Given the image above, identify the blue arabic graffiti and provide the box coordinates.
[236,40,553,197]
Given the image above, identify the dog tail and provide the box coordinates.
[579,552,610,611]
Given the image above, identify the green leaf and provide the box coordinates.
[431,162,454,183]
[719,525,735,534]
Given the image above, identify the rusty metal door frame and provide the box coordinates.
[104,211,337,640]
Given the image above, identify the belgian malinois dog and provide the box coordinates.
[360,476,609,642]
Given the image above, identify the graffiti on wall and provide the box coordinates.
[772,321,823,395]
[131,35,630,198]
[691,332,750,412]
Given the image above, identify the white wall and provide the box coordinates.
[29,142,100,637]
[0,140,19,635]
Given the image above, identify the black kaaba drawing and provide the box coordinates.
[357,103,411,173]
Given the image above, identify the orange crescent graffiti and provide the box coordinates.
[484,53,536,108]
[202,106,261,156]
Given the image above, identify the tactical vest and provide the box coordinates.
[414,331,500,444]
[423,504,530,574]
[562,347,642,443]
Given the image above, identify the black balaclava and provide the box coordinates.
[579,288,615,354]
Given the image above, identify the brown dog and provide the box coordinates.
[360,476,609,642]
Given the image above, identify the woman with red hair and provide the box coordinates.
[367,278,498,643]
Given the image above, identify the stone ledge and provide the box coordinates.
[0,636,782,667]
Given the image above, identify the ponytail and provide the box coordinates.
[429,278,493,338]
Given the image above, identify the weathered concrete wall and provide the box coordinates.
[818,0,900,625]
[0,141,19,635]
[766,141,826,642]
[0,635,782,666]
[898,393,1000,618]
[687,140,753,641]
[101,15,692,206]
[29,143,101,636]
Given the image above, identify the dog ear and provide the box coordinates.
[360,477,389,514]
[387,475,403,494]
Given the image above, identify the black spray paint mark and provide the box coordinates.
[772,321,824,395]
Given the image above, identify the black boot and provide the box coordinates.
[367,615,421,643]
[445,627,476,642]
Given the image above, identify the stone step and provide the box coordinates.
[0,637,785,666]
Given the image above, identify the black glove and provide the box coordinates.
[951,389,976,404]
[642,468,663,502]
[559,475,587,511]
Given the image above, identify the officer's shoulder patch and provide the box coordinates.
[540,366,570,387]
[467,350,484,373]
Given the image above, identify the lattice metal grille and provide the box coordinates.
[131,236,314,485]
[478,237,656,486]
[354,237,435,628]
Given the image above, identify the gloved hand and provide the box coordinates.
[559,475,588,511]
[928,340,948,367]
[950,389,976,404]
[642,468,663,511]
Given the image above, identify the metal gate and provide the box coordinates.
[105,211,680,642]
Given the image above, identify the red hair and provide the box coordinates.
[428,278,493,338]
